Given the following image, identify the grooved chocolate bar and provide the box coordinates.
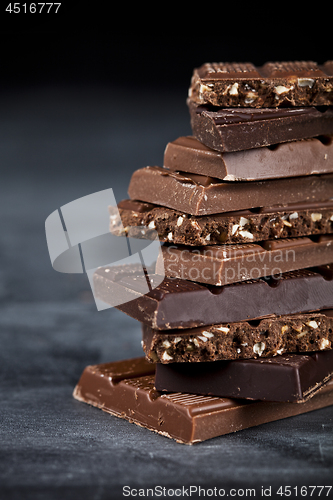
[142,310,333,363]
[127,166,333,216]
[112,199,333,246]
[73,357,333,444]
[155,350,333,402]
[187,101,333,152]
[188,61,333,108]
[93,264,333,330]
[157,235,333,286]
[165,134,333,180]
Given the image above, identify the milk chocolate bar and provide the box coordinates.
[188,61,333,108]
[157,235,333,286]
[93,264,333,330]
[73,357,333,444]
[188,101,333,152]
[127,166,333,215]
[112,199,333,246]
[142,310,333,363]
[164,135,333,180]
[155,350,333,402]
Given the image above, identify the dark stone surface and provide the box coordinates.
[0,85,332,500]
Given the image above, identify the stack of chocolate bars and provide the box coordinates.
[74,61,333,444]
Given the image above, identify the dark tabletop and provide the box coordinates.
[0,52,333,499]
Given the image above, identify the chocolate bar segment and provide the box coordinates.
[165,134,333,180]
[127,166,333,215]
[142,310,333,363]
[73,357,333,444]
[113,199,333,246]
[189,61,333,108]
[157,235,333,286]
[188,101,333,152]
[155,350,333,402]
[93,264,333,330]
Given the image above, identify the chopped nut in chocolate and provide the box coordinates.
[110,199,333,246]
[142,310,333,363]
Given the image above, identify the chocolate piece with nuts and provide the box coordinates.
[188,61,333,108]
[142,310,333,363]
[111,199,333,246]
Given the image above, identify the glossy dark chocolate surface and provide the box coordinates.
[94,264,333,329]
[155,350,333,402]
[73,357,333,444]
[188,102,333,152]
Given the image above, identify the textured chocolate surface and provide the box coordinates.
[188,101,333,152]
[188,61,333,108]
[142,310,333,363]
[93,264,333,330]
[73,357,333,444]
[155,350,333,402]
[112,199,333,246]
[157,235,333,286]
[127,166,333,215]
[164,134,333,180]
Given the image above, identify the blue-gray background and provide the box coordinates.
[0,12,332,499]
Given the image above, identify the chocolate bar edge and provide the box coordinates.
[154,351,333,403]
[93,264,333,330]
[157,235,333,286]
[73,357,333,444]
[187,101,333,152]
[127,167,333,215]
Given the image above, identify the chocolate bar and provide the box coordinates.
[93,264,333,330]
[156,235,333,286]
[112,199,333,246]
[73,357,333,444]
[188,61,333,108]
[142,309,333,363]
[155,350,333,402]
[127,166,333,215]
[187,101,333,152]
[164,135,333,180]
